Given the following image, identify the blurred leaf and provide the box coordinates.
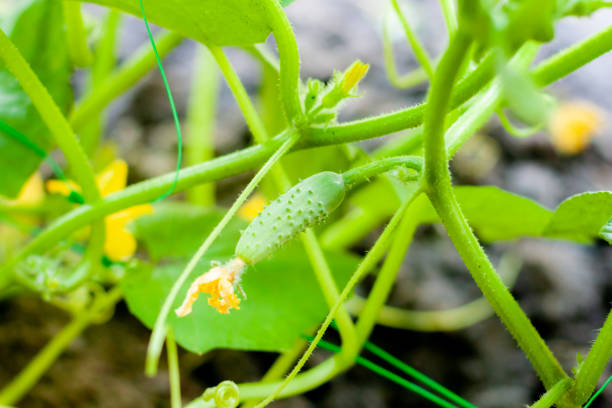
[131,203,243,261]
[122,246,358,354]
[501,66,553,127]
[79,0,296,46]
[599,217,612,245]
[543,192,612,243]
[0,0,72,197]
[415,186,553,242]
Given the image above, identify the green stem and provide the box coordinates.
[342,156,422,187]
[382,12,429,89]
[146,131,300,376]
[439,0,458,36]
[62,1,93,68]
[80,10,122,155]
[69,30,183,131]
[208,46,268,144]
[529,379,572,408]
[166,329,182,408]
[186,46,219,206]
[422,31,567,391]
[390,0,434,78]
[0,287,122,405]
[260,0,302,121]
[532,25,612,86]
[355,191,421,343]
[573,310,612,406]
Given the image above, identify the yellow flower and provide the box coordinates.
[16,173,45,205]
[341,60,369,94]
[237,193,267,221]
[46,159,153,261]
[175,258,246,316]
[548,101,605,155]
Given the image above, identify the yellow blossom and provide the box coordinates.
[175,258,246,316]
[16,173,44,205]
[548,101,605,155]
[237,193,267,221]
[46,159,153,261]
[341,60,369,94]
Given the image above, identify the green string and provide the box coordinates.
[138,0,183,203]
[362,341,478,408]
[583,374,612,408]
[328,321,477,408]
[0,119,84,204]
[302,334,460,408]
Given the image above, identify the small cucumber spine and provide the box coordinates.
[236,172,346,264]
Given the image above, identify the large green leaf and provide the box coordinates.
[124,204,359,354]
[79,0,296,46]
[542,192,612,243]
[0,0,72,197]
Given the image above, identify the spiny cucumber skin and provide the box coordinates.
[236,172,346,264]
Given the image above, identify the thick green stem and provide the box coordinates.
[0,288,122,405]
[422,31,567,391]
[63,1,93,67]
[146,131,300,376]
[260,0,302,121]
[69,30,183,131]
[390,0,434,78]
[186,46,219,206]
[573,310,612,406]
[529,379,572,408]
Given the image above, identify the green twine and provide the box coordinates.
[583,374,612,408]
[0,119,84,204]
[302,333,477,408]
[138,0,183,203]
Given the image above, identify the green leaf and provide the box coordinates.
[131,203,243,261]
[122,247,358,354]
[79,0,295,46]
[543,192,612,243]
[0,0,72,197]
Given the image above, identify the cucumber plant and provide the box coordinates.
[0,0,611,408]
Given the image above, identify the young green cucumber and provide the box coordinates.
[236,171,346,264]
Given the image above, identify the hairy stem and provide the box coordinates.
[422,31,567,390]
[573,310,612,406]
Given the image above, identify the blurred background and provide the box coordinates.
[1,0,612,407]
